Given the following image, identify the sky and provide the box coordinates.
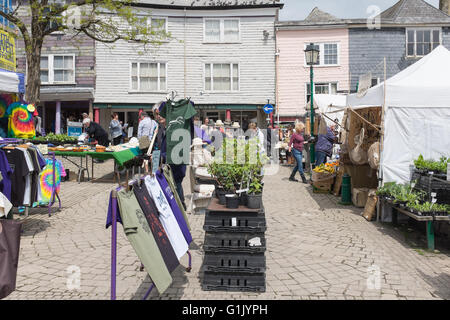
[279,0,441,21]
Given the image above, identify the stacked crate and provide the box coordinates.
[201,198,267,292]
[412,171,450,205]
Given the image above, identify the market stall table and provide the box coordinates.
[381,198,449,251]
[54,147,141,183]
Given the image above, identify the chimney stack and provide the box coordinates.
[440,0,450,15]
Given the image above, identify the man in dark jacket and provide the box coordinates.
[83,118,110,147]
[315,124,337,166]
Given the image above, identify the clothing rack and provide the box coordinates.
[2,144,61,218]
[109,177,192,301]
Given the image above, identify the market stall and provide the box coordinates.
[346,45,450,245]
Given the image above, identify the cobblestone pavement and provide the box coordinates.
[5,159,450,300]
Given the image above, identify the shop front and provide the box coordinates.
[39,87,94,135]
[94,103,268,137]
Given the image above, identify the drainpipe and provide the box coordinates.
[184,7,187,98]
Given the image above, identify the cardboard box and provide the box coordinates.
[352,187,369,208]
[362,189,378,221]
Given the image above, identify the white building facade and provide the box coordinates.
[94,0,283,131]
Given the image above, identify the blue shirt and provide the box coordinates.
[138,117,157,141]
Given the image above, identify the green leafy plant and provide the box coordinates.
[414,155,449,173]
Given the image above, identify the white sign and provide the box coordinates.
[447,163,450,181]
[231,218,237,227]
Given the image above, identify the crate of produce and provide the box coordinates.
[204,210,266,233]
[203,232,266,254]
[202,252,266,273]
[202,272,266,292]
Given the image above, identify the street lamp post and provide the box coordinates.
[304,43,320,166]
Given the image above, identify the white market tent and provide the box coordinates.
[347,45,450,184]
[308,94,347,126]
[0,68,25,94]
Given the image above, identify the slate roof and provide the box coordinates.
[378,0,450,24]
[136,0,283,9]
[277,0,450,28]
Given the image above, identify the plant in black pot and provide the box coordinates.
[247,176,263,209]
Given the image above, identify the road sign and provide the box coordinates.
[263,104,274,114]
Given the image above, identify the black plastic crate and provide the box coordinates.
[202,272,266,292]
[202,252,266,273]
[204,210,266,233]
[412,173,450,191]
[203,232,266,254]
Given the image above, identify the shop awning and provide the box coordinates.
[41,87,94,102]
[0,68,25,94]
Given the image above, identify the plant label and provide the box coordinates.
[231,218,237,227]
[431,192,437,198]
[432,198,437,204]
[447,163,450,181]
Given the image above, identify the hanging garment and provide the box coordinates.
[4,148,29,207]
[0,192,12,218]
[133,183,179,273]
[0,95,14,138]
[162,164,191,231]
[17,148,34,206]
[116,189,172,294]
[0,219,22,299]
[38,159,61,205]
[0,149,12,201]
[155,170,192,244]
[144,175,188,260]
[105,191,123,229]
[27,148,42,204]
[160,98,197,164]
[7,102,35,139]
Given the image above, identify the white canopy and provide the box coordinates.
[347,45,450,184]
[0,69,25,94]
[308,94,347,126]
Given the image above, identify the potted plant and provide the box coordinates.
[247,175,263,209]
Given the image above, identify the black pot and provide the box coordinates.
[247,194,262,209]
[225,194,239,209]
[218,192,227,205]
[239,193,248,206]
[216,187,225,200]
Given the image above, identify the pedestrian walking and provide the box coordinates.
[288,122,307,184]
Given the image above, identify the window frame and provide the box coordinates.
[40,54,76,85]
[303,42,340,67]
[203,18,241,43]
[204,62,240,93]
[406,27,442,58]
[129,61,168,93]
[149,16,169,34]
[305,82,338,104]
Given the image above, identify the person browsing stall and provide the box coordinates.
[315,124,337,166]
[109,113,123,146]
[83,118,110,147]
[138,112,158,142]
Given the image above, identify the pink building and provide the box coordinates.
[275,8,350,123]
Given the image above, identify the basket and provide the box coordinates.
[203,232,266,254]
[202,272,265,292]
[202,252,266,273]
